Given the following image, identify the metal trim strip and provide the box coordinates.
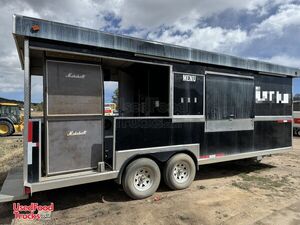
[134,53,190,64]
[115,144,200,171]
[47,114,103,117]
[205,118,254,132]
[29,46,173,68]
[254,116,293,121]
[116,116,171,119]
[23,39,30,185]
[29,171,119,193]
[198,147,292,165]
[172,117,205,123]
[205,71,254,79]
[117,143,199,153]
[169,65,174,117]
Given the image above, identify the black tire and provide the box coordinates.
[122,158,161,200]
[163,153,196,190]
[297,129,300,137]
[0,120,14,137]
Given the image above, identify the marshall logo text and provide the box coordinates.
[65,72,86,79]
[66,130,87,137]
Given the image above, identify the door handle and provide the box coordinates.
[228,114,235,120]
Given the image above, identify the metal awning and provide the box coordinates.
[12,14,300,77]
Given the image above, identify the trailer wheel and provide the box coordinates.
[0,121,13,137]
[122,158,161,199]
[163,153,196,190]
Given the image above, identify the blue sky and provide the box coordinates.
[0,0,300,103]
[295,79,300,95]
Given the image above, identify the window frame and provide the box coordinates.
[172,72,205,119]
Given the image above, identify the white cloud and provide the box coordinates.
[0,0,120,98]
[253,4,300,38]
[0,3,41,96]
[117,0,265,29]
[0,52,23,93]
[150,26,248,53]
[117,1,300,57]
[263,55,300,68]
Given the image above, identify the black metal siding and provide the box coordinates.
[255,75,292,116]
[115,119,204,151]
[254,121,292,150]
[203,131,254,156]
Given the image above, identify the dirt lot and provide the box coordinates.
[0,136,300,225]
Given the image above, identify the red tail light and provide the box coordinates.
[24,186,31,194]
[28,121,33,142]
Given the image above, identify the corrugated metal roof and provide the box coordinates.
[12,14,300,77]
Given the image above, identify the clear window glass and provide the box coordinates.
[31,75,43,117]
[104,81,119,116]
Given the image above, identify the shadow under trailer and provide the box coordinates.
[0,15,299,202]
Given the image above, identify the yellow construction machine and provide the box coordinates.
[0,103,24,137]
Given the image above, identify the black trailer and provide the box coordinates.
[0,15,299,201]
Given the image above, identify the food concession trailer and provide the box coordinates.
[0,15,299,201]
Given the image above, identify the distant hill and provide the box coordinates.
[0,97,24,107]
[0,97,43,111]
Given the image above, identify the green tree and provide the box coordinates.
[112,88,118,109]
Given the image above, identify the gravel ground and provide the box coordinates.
[0,136,300,225]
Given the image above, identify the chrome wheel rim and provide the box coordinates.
[133,167,154,191]
[173,161,190,183]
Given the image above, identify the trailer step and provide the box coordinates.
[0,167,28,203]
[30,170,119,193]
